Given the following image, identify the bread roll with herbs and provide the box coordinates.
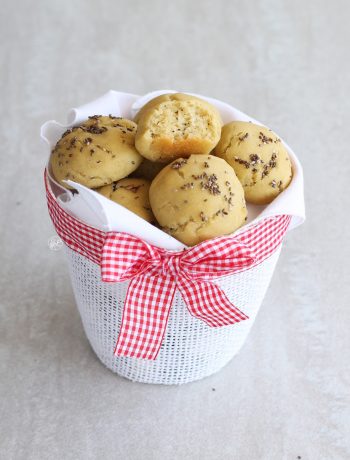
[97,178,154,223]
[50,115,142,189]
[134,93,222,163]
[214,121,292,204]
[149,154,247,246]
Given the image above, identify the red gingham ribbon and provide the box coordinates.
[45,171,291,360]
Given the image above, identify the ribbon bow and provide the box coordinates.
[101,233,256,360]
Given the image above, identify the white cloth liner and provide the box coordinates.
[41,90,305,250]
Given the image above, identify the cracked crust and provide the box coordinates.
[134,93,222,163]
[50,116,143,189]
[97,178,155,223]
[213,121,292,204]
[149,154,247,246]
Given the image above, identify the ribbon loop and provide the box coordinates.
[101,232,158,282]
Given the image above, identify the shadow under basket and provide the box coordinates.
[65,244,282,385]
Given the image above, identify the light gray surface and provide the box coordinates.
[1,0,349,459]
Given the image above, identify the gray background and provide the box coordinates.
[1,0,349,459]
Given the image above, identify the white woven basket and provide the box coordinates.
[42,90,304,385]
[65,243,282,385]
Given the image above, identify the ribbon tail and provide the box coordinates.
[177,276,249,327]
[114,274,177,360]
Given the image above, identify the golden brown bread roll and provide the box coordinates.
[97,178,154,223]
[134,93,222,163]
[214,121,292,204]
[149,154,247,246]
[50,115,142,189]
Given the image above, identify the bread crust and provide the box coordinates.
[149,154,247,246]
[214,121,293,204]
[97,178,154,223]
[50,116,142,189]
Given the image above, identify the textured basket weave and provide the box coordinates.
[65,244,282,385]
